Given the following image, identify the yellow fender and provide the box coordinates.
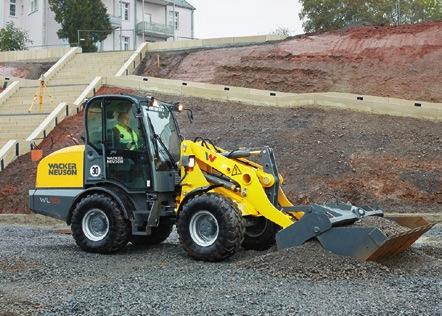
[178,140,298,229]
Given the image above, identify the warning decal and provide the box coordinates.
[232,164,242,176]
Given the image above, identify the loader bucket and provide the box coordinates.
[276,204,434,261]
[365,216,434,261]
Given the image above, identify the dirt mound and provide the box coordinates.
[236,241,390,280]
[137,21,442,102]
[0,87,440,214]
[325,155,442,207]
[0,62,54,80]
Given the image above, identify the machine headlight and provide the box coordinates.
[188,156,195,168]
[175,102,184,112]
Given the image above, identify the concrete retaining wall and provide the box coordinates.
[146,34,287,51]
[116,35,288,77]
[105,75,442,121]
[0,47,71,62]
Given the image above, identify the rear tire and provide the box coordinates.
[131,220,174,246]
[177,193,245,262]
[71,193,130,253]
[242,217,279,251]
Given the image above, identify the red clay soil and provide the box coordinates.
[0,62,54,80]
[137,21,442,102]
[0,86,440,214]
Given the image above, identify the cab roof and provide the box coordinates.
[84,94,155,110]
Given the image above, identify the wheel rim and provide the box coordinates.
[82,208,109,242]
[189,210,219,247]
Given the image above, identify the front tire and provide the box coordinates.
[177,193,245,262]
[242,217,279,250]
[71,193,130,253]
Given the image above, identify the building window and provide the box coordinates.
[169,11,179,30]
[123,36,130,50]
[30,0,39,13]
[9,0,16,16]
[122,2,129,21]
[144,13,152,24]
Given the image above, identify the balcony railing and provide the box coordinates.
[136,21,174,38]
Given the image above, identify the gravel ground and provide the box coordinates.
[236,242,392,280]
[0,224,440,315]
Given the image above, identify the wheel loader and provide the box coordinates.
[29,94,433,261]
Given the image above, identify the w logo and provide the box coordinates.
[205,152,217,162]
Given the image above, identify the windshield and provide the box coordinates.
[143,102,181,165]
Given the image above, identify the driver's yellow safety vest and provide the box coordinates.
[115,124,139,150]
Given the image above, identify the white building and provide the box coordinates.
[0,0,195,51]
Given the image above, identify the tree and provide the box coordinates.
[48,0,112,52]
[272,27,292,36]
[394,0,442,24]
[0,22,32,51]
[299,0,442,33]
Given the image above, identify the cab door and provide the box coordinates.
[102,97,151,191]
[84,98,106,184]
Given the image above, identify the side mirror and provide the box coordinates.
[171,102,193,123]
[185,109,194,123]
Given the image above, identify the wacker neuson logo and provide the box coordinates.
[48,163,78,176]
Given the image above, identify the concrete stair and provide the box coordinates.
[0,114,47,146]
[0,85,87,114]
[49,51,133,85]
[0,50,132,160]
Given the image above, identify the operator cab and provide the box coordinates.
[84,94,182,194]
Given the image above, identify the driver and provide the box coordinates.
[113,112,139,150]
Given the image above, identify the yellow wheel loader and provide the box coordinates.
[29,95,433,261]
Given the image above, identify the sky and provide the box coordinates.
[188,0,304,39]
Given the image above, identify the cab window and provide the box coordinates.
[104,99,142,150]
[86,99,103,150]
